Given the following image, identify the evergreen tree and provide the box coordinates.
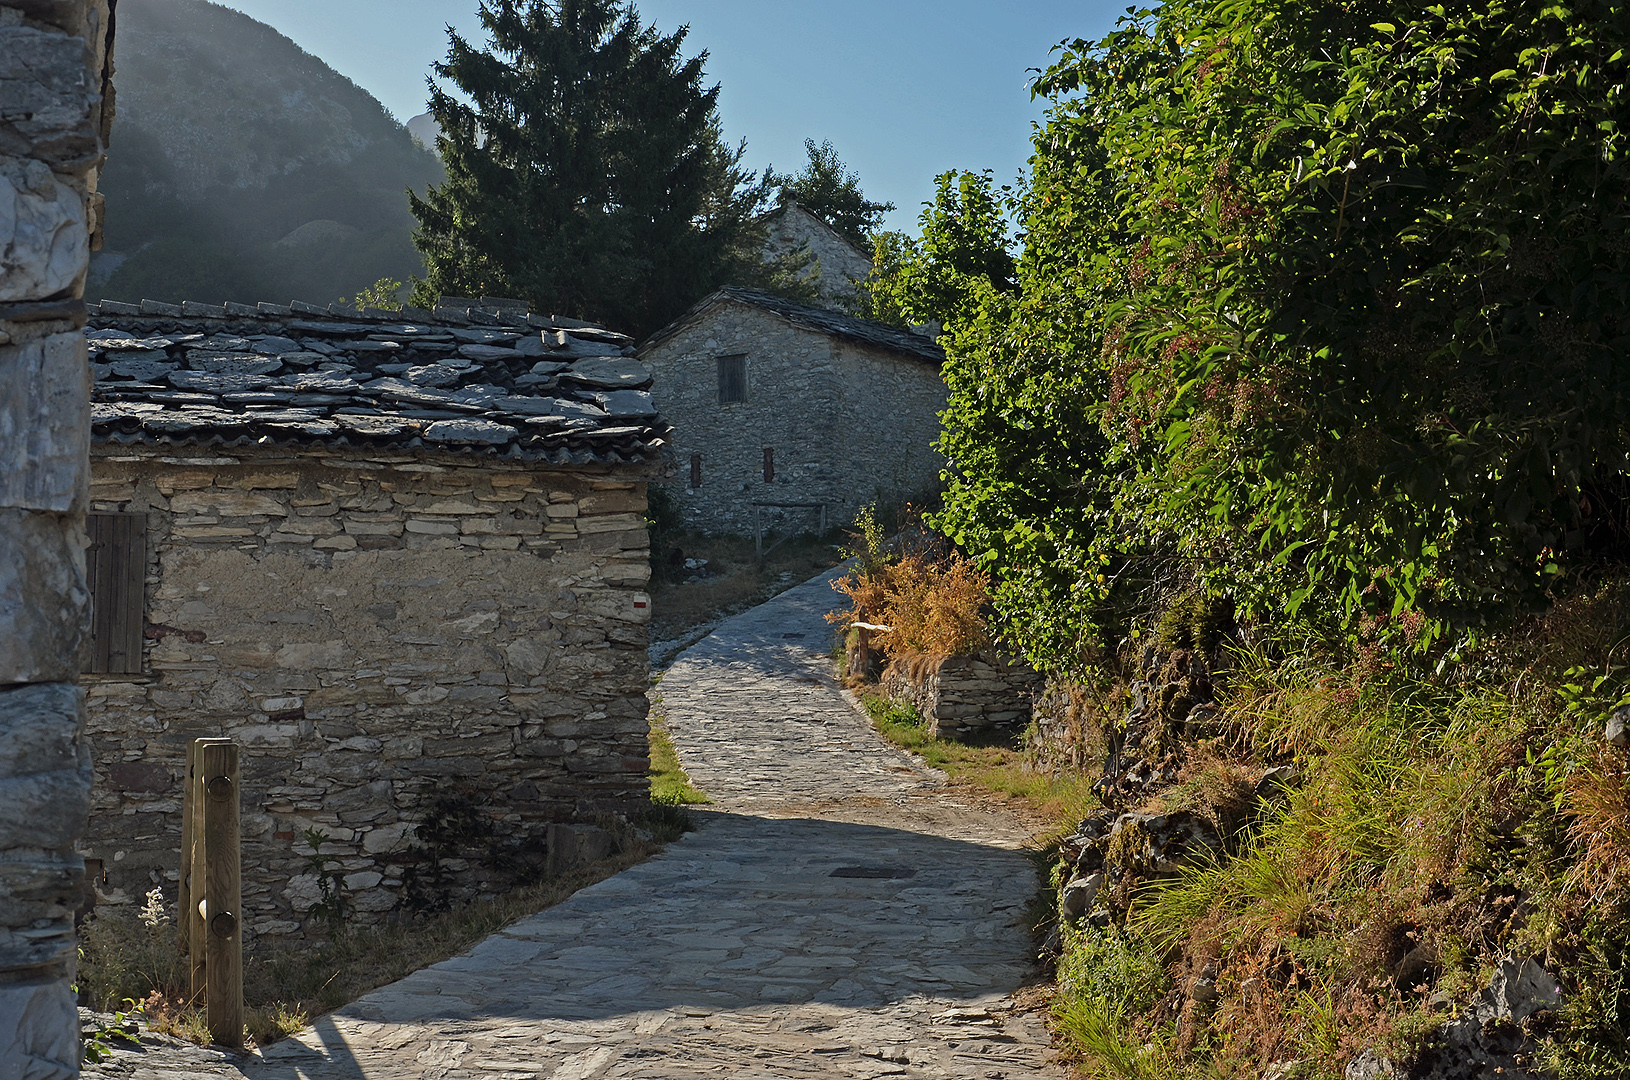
[409,0,773,336]
[776,138,894,250]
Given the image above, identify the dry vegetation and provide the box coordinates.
[834,512,1097,835]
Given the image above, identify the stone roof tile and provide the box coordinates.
[86,297,669,469]
[638,285,945,365]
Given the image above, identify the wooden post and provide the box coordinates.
[186,739,231,995]
[185,738,242,1048]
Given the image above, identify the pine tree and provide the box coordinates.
[409,0,772,336]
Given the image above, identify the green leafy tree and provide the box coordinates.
[775,138,895,249]
[409,0,775,336]
[939,1,1630,668]
[862,169,1016,331]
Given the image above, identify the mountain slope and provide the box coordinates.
[91,0,442,306]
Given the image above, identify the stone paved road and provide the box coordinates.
[89,568,1064,1079]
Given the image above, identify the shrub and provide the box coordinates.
[935,0,1630,669]
[828,509,992,665]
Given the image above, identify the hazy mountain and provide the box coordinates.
[91,0,443,307]
[406,112,442,153]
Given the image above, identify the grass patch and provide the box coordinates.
[648,703,709,805]
[79,805,690,1049]
[858,690,1099,834]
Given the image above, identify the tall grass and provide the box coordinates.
[1049,617,1630,1078]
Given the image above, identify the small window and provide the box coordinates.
[763,447,775,483]
[84,512,147,675]
[690,453,703,489]
[717,354,747,403]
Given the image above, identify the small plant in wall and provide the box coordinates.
[300,828,350,936]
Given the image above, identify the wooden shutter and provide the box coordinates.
[85,512,147,675]
[717,354,747,403]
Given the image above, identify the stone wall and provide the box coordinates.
[641,299,945,536]
[80,445,654,941]
[881,651,1041,741]
[762,203,874,312]
[1,1,114,1074]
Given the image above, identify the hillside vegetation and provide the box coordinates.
[862,2,1630,1076]
[92,0,441,307]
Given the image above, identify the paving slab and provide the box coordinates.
[88,567,1064,1079]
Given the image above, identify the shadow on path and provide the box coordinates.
[246,813,1043,1079]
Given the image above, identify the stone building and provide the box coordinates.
[1,1,114,1074]
[638,286,945,538]
[761,201,875,312]
[77,295,668,939]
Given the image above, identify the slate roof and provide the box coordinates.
[86,296,670,469]
[637,286,945,366]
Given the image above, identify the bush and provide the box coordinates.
[935,0,1630,668]
[828,509,992,665]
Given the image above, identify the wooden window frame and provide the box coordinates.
[84,511,147,675]
[717,354,748,404]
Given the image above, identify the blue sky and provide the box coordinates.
[216,1,1125,232]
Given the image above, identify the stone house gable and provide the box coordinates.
[760,202,875,312]
[638,287,946,537]
[79,296,669,939]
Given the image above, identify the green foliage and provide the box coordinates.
[1052,922,1174,1080]
[81,1001,141,1063]
[1154,592,1234,654]
[300,828,351,935]
[774,138,895,249]
[645,483,685,581]
[1550,924,1630,1079]
[839,502,892,577]
[647,707,710,806]
[861,169,1016,331]
[936,0,1630,670]
[351,277,404,311]
[77,887,183,1022]
[409,0,776,336]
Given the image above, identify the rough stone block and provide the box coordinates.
[0,334,88,512]
[169,490,287,517]
[0,157,88,305]
[0,24,101,168]
[576,512,645,535]
[546,822,613,875]
[0,683,91,853]
[0,980,79,1080]
[0,511,87,683]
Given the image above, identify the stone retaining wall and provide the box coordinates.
[881,651,1041,741]
[81,445,654,941]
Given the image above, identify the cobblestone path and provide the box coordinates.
[89,568,1063,1079]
